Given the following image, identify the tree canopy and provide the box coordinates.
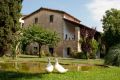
[102,8,120,49]
[21,24,60,57]
[80,28,98,59]
[102,8,120,66]
[0,0,23,56]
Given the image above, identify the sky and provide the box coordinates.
[21,0,120,32]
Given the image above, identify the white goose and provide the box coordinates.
[45,57,54,73]
[55,58,68,73]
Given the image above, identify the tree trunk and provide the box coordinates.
[0,48,5,57]
[84,52,89,59]
[39,44,42,58]
[12,48,16,60]
[14,42,20,59]
[87,52,89,60]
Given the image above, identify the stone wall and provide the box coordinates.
[23,9,81,57]
[24,10,64,39]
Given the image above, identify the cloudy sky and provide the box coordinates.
[21,0,120,32]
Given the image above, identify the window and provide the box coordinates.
[65,34,67,40]
[33,47,38,54]
[50,15,54,23]
[73,35,75,40]
[34,17,38,24]
[34,47,38,50]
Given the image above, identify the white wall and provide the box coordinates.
[63,26,75,40]
[75,27,81,52]
[19,17,24,28]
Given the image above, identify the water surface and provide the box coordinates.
[0,62,107,73]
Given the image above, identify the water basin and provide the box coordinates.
[0,62,108,73]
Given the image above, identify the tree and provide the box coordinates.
[21,24,60,57]
[0,0,23,57]
[80,28,97,59]
[102,9,120,66]
[102,8,120,51]
[12,30,23,59]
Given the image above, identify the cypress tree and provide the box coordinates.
[0,0,23,56]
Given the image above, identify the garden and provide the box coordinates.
[0,55,120,80]
[0,1,120,80]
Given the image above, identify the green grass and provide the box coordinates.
[0,67,120,80]
[0,54,104,65]
[0,54,120,80]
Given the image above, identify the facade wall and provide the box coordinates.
[63,21,75,40]
[63,14,80,24]
[23,10,65,56]
[19,17,24,28]
[24,10,64,39]
[26,42,39,55]
[75,27,81,52]
[23,9,81,57]
[62,20,81,57]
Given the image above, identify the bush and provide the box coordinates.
[40,50,52,57]
[89,39,99,59]
[89,53,96,59]
[71,52,87,59]
[105,43,120,66]
[78,52,87,59]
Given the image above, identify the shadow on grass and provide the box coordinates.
[0,70,46,80]
[19,56,38,58]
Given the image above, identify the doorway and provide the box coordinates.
[63,47,71,57]
[67,47,70,55]
[49,47,54,56]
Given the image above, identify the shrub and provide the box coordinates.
[78,52,87,59]
[71,51,87,59]
[89,39,99,59]
[90,39,99,54]
[89,53,96,59]
[40,50,51,57]
[105,43,120,66]
[53,52,58,57]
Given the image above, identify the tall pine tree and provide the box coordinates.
[0,0,23,56]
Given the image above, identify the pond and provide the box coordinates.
[0,62,108,73]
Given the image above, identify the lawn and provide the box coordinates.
[0,55,104,65]
[0,55,120,80]
[0,67,120,80]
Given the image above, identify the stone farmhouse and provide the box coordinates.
[21,7,101,57]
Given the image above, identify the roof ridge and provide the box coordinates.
[23,7,80,22]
